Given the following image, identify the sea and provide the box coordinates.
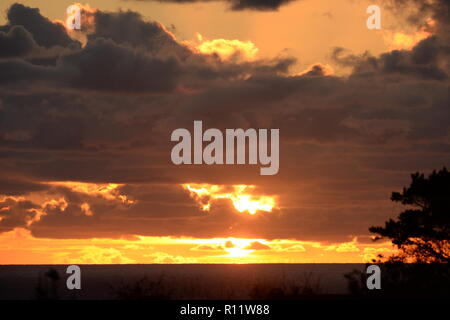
[0,264,366,300]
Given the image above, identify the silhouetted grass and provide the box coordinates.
[110,275,173,300]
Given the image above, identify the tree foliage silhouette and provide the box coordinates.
[370,167,450,263]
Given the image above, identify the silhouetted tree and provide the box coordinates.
[370,167,450,263]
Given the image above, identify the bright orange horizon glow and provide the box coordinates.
[0,228,397,264]
[0,183,395,264]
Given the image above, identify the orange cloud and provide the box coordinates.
[274,244,306,252]
[45,181,135,205]
[245,241,271,250]
[189,33,259,62]
[324,237,360,253]
[382,18,436,50]
[80,202,93,216]
[27,197,69,224]
[42,198,68,212]
[182,184,277,214]
[144,251,197,264]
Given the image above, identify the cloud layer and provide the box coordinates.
[0,1,449,245]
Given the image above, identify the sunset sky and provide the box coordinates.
[0,0,449,263]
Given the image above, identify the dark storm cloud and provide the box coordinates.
[90,10,190,57]
[0,4,292,93]
[334,36,449,81]
[0,41,182,93]
[0,4,184,93]
[0,59,59,86]
[229,0,295,11]
[132,0,297,11]
[0,176,47,196]
[25,182,399,241]
[61,38,182,93]
[0,26,37,58]
[78,9,296,90]
[352,37,449,80]
[0,2,449,241]
[383,0,450,32]
[0,3,77,48]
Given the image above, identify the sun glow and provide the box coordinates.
[0,227,398,264]
[189,33,259,62]
[182,184,277,215]
[382,18,436,50]
[180,237,264,259]
[224,239,254,258]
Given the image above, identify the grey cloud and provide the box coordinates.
[229,0,296,11]
[0,5,293,93]
[2,3,77,48]
[0,176,47,196]
[334,37,449,80]
[0,59,59,87]
[61,38,182,93]
[89,10,191,58]
[0,25,37,58]
[0,40,182,94]
[133,0,297,11]
[383,0,450,35]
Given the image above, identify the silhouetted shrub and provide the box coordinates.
[345,262,450,298]
[250,273,321,299]
[110,275,172,300]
